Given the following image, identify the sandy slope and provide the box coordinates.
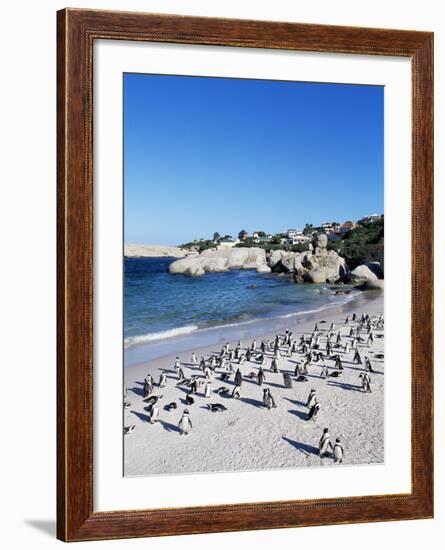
[124,294,384,476]
[124,244,186,258]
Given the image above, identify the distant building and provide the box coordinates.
[339,221,357,234]
[238,230,249,241]
[217,238,239,249]
[286,228,302,239]
[288,234,311,245]
[359,214,382,224]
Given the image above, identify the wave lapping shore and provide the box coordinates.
[124,294,384,477]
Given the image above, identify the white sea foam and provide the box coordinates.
[124,293,358,349]
[124,325,199,348]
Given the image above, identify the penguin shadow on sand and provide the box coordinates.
[130,410,151,423]
[287,409,307,420]
[266,380,286,389]
[129,386,145,397]
[281,436,319,456]
[283,396,306,408]
[240,396,264,408]
[327,380,362,392]
[159,420,181,433]
[158,367,176,375]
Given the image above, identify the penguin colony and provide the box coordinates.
[124,311,384,467]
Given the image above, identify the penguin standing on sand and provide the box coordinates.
[306,389,317,408]
[231,384,241,399]
[333,438,344,463]
[191,352,198,365]
[177,366,185,381]
[325,341,332,357]
[234,368,243,387]
[359,372,372,392]
[334,356,344,370]
[178,409,192,435]
[320,364,329,379]
[204,365,212,379]
[307,401,320,421]
[258,367,266,386]
[174,356,181,372]
[365,357,375,373]
[158,372,167,388]
[149,403,159,424]
[263,388,277,409]
[143,375,154,398]
[319,428,333,457]
[204,381,211,398]
[353,349,362,365]
[283,372,292,388]
[270,358,279,373]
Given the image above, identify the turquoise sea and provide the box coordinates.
[124,257,357,366]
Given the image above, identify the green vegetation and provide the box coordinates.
[179,239,217,252]
[180,218,383,267]
[332,218,384,269]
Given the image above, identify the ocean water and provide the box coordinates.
[124,257,356,365]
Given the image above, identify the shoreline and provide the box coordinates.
[124,288,376,367]
[124,292,384,477]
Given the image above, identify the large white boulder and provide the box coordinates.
[350,262,383,284]
[169,247,267,276]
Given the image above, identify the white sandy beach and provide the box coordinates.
[124,292,384,477]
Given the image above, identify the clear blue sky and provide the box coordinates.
[124,73,383,245]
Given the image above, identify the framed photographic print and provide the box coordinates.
[57,8,434,542]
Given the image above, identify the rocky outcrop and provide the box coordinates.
[350,262,383,284]
[168,247,267,276]
[167,234,383,287]
[125,244,186,258]
[363,279,384,291]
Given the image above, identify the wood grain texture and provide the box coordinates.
[57,8,434,542]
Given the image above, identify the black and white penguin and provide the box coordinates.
[319,428,333,457]
[207,403,227,412]
[257,367,266,386]
[204,381,211,398]
[333,438,344,463]
[283,372,292,389]
[271,358,279,373]
[328,370,342,378]
[231,384,241,399]
[149,403,159,424]
[234,368,243,387]
[307,402,320,421]
[124,425,135,435]
[306,389,316,408]
[334,356,344,370]
[144,394,163,406]
[158,372,167,388]
[164,402,177,411]
[359,372,372,392]
[178,409,192,434]
[262,388,277,409]
[185,394,195,405]
[365,357,375,373]
[143,375,154,398]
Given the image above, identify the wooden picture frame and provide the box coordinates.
[57,8,434,542]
